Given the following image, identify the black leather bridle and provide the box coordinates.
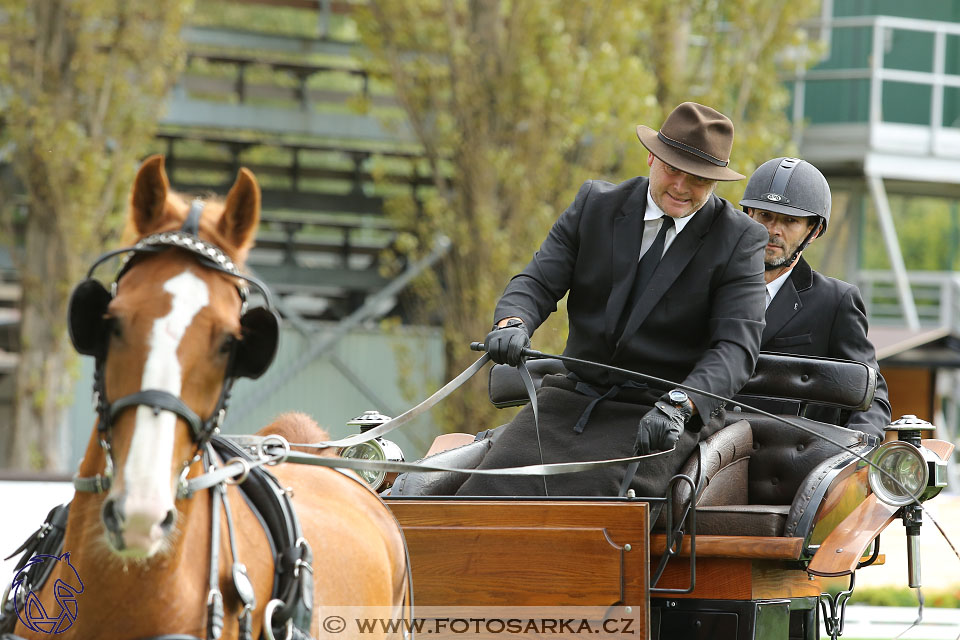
[67,200,279,496]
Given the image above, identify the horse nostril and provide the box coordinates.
[160,508,177,534]
[101,496,125,533]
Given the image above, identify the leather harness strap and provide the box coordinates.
[2,439,317,640]
[206,447,226,640]
[110,390,204,440]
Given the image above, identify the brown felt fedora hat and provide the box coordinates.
[636,102,744,181]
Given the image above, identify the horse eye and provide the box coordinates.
[107,317,123,340]
[218,335,236,355]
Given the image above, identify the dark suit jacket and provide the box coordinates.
[757,257,891,437]
[494,176,768,422]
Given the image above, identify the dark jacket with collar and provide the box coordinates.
[494,176,768,422]
[458,177,768,497]
[758,256,891,437]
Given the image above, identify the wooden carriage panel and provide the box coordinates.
[654,557,822,600]
[387,500,649,608]
[655,557,753,600]
[402,527,624,605]
[650,535,821,600]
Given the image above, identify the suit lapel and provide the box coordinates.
[604,184,647,342]
[614,195,717,356]
[761,258,812,345]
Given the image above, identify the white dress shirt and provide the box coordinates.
[765,268,793,309]
[641,191,698,260]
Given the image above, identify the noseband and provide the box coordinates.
[69,200,280,495]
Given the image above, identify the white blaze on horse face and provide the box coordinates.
[121,270,209,554]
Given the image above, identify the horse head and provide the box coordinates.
[70,155,277,557]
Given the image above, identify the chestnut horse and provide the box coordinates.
[9,156,407,639]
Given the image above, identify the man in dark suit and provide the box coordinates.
[458,102,768,497]
[739,157,891,438]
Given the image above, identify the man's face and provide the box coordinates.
[647,153,718,218]
[747,208,819,268]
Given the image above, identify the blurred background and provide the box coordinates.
[0,0,959,626]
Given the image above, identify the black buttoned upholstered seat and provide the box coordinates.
[392,353,878,541]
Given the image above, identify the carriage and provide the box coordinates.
[371,352,953,640]
[0,157,953,640]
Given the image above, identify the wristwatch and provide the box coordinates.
[667,389,689,407]
[494,318,525,331]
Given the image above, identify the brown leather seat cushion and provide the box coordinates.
[675,419,752,511]
[659,420,791,537]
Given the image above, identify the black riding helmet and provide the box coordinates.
[740,157,831,267]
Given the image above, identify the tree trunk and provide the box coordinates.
[0,0,190,471]
[9,200,75,471]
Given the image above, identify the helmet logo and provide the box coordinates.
[763,193,787,203]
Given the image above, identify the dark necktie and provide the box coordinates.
[615,215,675,337]
[634,215,674,295]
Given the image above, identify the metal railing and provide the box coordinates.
[858,270,960,330]
[789,15,960,139]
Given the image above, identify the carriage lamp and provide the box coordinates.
[339,410,404,491]
[867,415,950,589]
[868,415,949,506]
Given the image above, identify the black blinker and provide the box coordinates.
[68,279,113,357]
[232,307,280,380]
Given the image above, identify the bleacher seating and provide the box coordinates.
[0,1,425,336]
[155,0,425,321]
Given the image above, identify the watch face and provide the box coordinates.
[669,390,688,405]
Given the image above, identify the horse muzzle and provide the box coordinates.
[101,493,177,557]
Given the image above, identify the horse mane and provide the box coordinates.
[120,191,254,267]
[259,412,338,457]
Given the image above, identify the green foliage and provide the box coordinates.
[357,0,821,433]
[803,191,960,279]
[860,195,960,271]
[0,0,193,470]
[826,583,960,608]
[0,0,193,265]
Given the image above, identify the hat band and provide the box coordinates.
[657,131,729,167]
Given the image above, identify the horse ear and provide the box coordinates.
[131,155,171,235]
[218,167,261,253]
[231,307,279,379]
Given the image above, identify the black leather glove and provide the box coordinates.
[484,322,529,366]
[634,390,694,454]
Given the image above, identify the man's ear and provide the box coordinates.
[811,220,824,240]
[647,153,655,168]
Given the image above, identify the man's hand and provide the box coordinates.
[634,392,694,454]
[484,321,529,366]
